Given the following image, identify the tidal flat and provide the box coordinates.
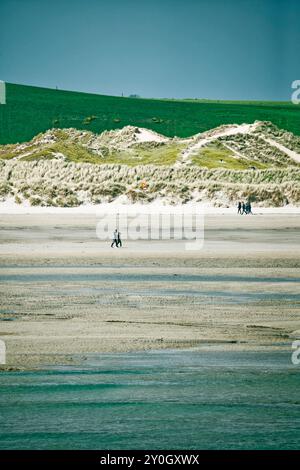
[0,213,299,369]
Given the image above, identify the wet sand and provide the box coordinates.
[0,213,299,369]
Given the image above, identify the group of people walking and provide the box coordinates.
[111,229,122,248]
[237,200,253,215]
[110,203,253,247]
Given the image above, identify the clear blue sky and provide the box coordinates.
[0,0,299,100]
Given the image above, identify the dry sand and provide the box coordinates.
[0,212,299,369]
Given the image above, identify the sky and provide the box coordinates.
[0,0,299,100]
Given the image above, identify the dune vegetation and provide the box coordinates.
[1,159,299,207]
[1,105,300,208]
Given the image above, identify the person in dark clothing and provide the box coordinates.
[237,201,242,214]
[242,202,246,214]
[117,231,122,247]
[247,201,253,214]
[111,229,119,248]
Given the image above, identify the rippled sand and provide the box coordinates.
[0,213,299,369]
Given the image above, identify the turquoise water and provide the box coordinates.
[1,271,299,284]
[0,349,299,450]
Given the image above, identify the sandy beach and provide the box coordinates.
[0,210,299,369]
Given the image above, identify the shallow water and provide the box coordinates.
[1,269,300,306]
[70,286,300,304]
[0,349,299,450]
[1,271,299,284]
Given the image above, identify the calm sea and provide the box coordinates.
[0,349,299,450]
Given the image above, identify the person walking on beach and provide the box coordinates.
[111,229,119,248]
[237,201,242,214]
[117,230,122,248]
[242,202,246,214]
[247,200,253,215]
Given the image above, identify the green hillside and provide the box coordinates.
[0,82,299,145]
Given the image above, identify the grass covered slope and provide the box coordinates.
[0,83,300,145]
[1,121,300,169]
[1,121,300,207]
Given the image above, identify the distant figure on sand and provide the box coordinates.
[237,201,242,214]
[246,200,253,214]
[111,229,119,248]
[117,231,122,248]
[238,200,253,215]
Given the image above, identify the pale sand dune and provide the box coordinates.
[0,213,299,369]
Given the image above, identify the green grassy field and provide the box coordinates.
[0,82,299,145]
